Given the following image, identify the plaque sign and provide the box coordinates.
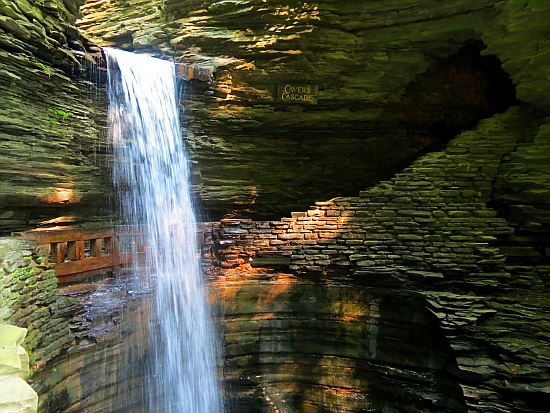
[277,83,319,104]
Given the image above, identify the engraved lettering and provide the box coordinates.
[278,84,318,104]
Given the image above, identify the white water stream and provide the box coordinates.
[104,48,224,413]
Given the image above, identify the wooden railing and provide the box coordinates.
[12,227,136,281]
[12,224,207,281]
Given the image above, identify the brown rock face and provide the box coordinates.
[215,273,467,413]
[2,0,547,227]
[31,270,466,413]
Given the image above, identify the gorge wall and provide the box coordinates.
[0,0,113,234]
[204,106,550,412]
[1,0,548,227]
[0,1,549,413]
[76,0,547,220]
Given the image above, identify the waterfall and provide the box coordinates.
[104,48,224,413]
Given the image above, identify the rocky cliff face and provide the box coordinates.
[205,106,550,412]
[0,0,113,234]
[1,1,549,413]
[76,0,546,221]
[2,0,548,226]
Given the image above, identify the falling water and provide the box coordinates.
[104,48,224,413]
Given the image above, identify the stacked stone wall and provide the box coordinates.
[209,108,526,276]
[0,239,75,370]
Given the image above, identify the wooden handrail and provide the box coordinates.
[12,228,115,244]
[12,224,204,281]
[12,227,129,280]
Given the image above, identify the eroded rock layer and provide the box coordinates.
[2,0,548,225]
[0,1,549,413]
[75,0,548,220]
[22,269,467,413]
[0,0,114,234]
[215,272,466,413]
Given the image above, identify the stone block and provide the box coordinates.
[375,210,397,217]
[307,209,325,217]
[396,234,424,241]
[316,224,338,231]
[0,377,38,413]
[0,324,37,413]
[318,239,338,244]
[318,232,338,239]
[291,240,319,245]
[356,260,375,267]
[398,209,432,217]
[269,240,288,246]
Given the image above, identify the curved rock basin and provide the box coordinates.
[34,270,466,413]
[216,271,465,413]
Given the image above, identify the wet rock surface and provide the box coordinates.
[76,0,542,220]
[203,107,550,412]
[0,0,114,234]
[0,1,549,412]
[27,269,468,413]
[215,271,467,413]
[2,0,548,226]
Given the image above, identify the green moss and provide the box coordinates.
[50,108,74,119]
[49,108,74,126]
[35,61,54,77]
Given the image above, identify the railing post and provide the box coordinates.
[90,238,103,257]
[50,242,66,264]
[104,235,120,273]
[67,240,85,261]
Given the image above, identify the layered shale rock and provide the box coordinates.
[0,238,75,369]
[1,1,549,413]
[215,273,467,413]
[0,0,113,234]
[2,0,548,225]
[76,0,545,220]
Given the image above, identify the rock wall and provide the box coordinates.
[205,107,550,412]
[214,273,467,412]
[2,0,548,225]
[29,271,152,413]
[0,0,113,234]
[76,0,549,220]
[0,238,78,412]
[0,1,548,412]
[0,239,74,368]
[0,238,147,413]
